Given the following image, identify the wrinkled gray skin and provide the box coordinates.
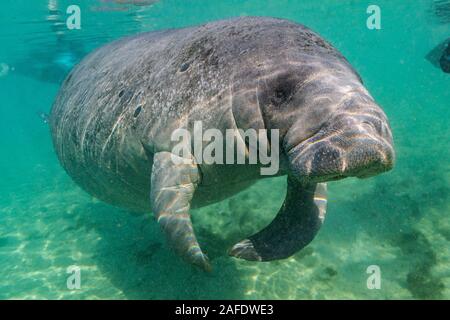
[51,17,395,271]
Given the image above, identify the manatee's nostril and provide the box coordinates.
[360,117,387,138]
[276,89,286,99]
[361,121,376,132]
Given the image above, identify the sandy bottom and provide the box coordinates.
[1,157,449,299]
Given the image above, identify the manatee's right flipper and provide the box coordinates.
[229,176,327,261]
[151,151,211,271]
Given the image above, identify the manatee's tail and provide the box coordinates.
[229,176,327,261]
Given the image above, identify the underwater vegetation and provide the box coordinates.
[395,230,444,299]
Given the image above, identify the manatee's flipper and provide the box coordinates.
[150,151,211,271]
[229,176,327,261]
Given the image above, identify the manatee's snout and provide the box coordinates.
[288,109,395,183]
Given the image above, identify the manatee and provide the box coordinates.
[426,38,450,73]
[50,17,395,271]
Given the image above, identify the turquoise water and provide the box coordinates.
[0,0,449,299]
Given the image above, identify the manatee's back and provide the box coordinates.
[49,29,182,211]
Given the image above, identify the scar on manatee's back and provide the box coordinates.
[134,106,142,117]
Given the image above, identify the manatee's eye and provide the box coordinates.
[273,87,290,103]
[270,77,297,106]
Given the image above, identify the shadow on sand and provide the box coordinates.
[71,200,258,299]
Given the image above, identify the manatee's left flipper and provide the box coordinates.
[229,177,327,261]
[151,151,211,271]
